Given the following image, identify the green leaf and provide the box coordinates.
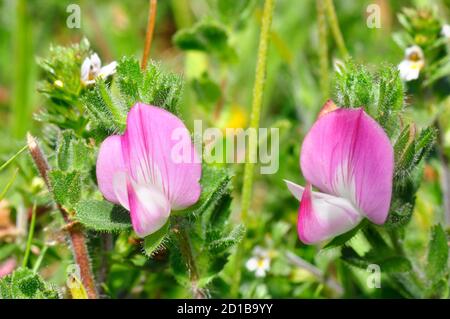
[211,0,256,26]
[426,225,449,283]
[143,221,170,257]
[207,224,245,254]
[395,126,436,179]
[48,170,81,210]
[334,62,405,137]
[379,256,412,273]
[81,81,125,132]
[75,200,131,232]
[341,246,370,269]
[324,220,367,249]
[81,57,183,133]
[116,57,183,114]
[177,164,232,218]
[56,130,92,171]
[191,73,221,108]
[173,21,237,63]
[0,267,60,299]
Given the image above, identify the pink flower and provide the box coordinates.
[285,103,394,244]
[0,258,16,278]
[96,103,202,237]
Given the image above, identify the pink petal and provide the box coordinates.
[128,181,171,237]
[0,258,16,278]
[121,103,201,210]
[300,108,393,224]
[96,135,128,207]
[298,185,363,244]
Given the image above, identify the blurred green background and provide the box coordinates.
[0,0,449,298]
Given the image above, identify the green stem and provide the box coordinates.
[22,202,37,268]
[232,0,276,297]
[317,0,330,100]
[0,145,27,172]
[32,245,48,273]
[0,168,19,201]
[324,0,349,58]
[171,0,193,29]
[174,217,205,299]
[241,0,275,228]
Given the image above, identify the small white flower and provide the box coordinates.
[81,53,117,86]
[441,24,450,39]
[245,246,272,277]
[398,45,424,81]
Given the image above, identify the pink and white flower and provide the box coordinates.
[285,103,394,244]
[96,103,202,237]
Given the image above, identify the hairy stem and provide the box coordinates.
[141,0,158,70]
[27,133,98,299]
[317,0,330,100]
[324,0,349,58]
[174,218,206,299]
[233,0,276,297]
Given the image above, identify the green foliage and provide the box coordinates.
[143,221,170,257]
[334,62,436,229]
[387,126,436,228]
[173,21,237,63]
[169,165,243,288]
[36,38,91,131]
[48,170,81,211]
[81,57,183,133]
[341,246,412,274]
[0,268,60,299]
[191,72,222,109]
[426,225,449,286]
[208,0,257,28]
[56,130,92,172]
[75,200,131,232]
[177,164,232,218]
[396,7,441,49]
[334,62,404,136]
[324,220,367,249]
[395,7,450,87]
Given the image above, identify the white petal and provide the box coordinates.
[246,258,258,271]
[113,171,129,210]
[90,53,102,71]
[98,61,118,79]
[442,24,450,38]
[260,258,270,271]
[128,181,171,237]
[297,185,364,244]
[285,180,305,201]
[255,268,266,277]
[81,57,92,83]
[398,60,420,81]
[405,45,424,60]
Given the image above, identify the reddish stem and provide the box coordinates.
[27,133,98,299]
[141,0,157,70]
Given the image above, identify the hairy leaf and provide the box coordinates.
[75,200,131,232]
